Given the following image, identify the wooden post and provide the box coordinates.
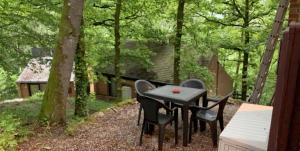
[268,23,300,151]
[289,0,300,23]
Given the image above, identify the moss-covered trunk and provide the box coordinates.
[173,0,185,85]
[75,17,88,117]
[114,0,122,99]
[39,0,84,124]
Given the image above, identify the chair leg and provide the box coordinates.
[208,122,218,147]
[200,121,206,132]
[194,119,198,132]
[219,116,224,131]
[139,121,145,146]
[189,116,193,143]
[174,110,178,145]
[158,126,165,151]
[137,104,142,126]
[165,101,171,115]
[190,110,198,132]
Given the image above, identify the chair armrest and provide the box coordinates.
[189,105,208,112]
[189,102,219,112]
[207,97,220,102]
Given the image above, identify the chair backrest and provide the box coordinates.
[138,95,164,124]
[180,79,206,90]
[216,92,233,118]
[135,80,156,97]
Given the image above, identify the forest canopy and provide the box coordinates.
[0,0,282,104]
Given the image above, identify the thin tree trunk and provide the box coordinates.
[75,17,89,117]
[241,0,250,101]
[114,0,122,99]
[234,51,241,98]
[173,0,185,84]
[39,0,84,124]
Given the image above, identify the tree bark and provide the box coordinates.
[114,0,122,99]
[241,0,250,101]
[39,0,84,124]
[75,17,89,117]
[173,0,185,84]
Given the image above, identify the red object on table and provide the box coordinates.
[172,87,181,93]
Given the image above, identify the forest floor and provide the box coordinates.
[17,100,240,151]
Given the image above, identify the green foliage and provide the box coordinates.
[86,97,116,113]
[0,69,18,101]
[0,112,29,150]
[0,0,59,72]
[0,112,19,150]
[180,48,213,86]
[0,0,281,104]
[28,92,44,102]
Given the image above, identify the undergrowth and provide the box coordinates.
[0,92,134,149]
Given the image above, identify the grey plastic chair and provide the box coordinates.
[135,80,156,126]
[189,92,233,147]
[171,79,206,120]
[138,95,178,151]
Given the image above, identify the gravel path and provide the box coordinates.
[17,102,239,151]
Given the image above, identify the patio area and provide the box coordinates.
[17,101,239,151]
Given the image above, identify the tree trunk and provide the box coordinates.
[241,0,250,101]
[173,0,185,84]
[39,0,84,124]
[75,17,89,117]
[234,51,241,98]
[114,0,122,99]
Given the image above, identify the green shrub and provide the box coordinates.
[0,112,22,150]
[0,69,18,101]
[27,92,44,102]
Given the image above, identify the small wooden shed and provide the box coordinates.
[16,57,75,98]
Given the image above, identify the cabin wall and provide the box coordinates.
[17,82,75,98]
[17,83,30,98]
[94,79,136,99]
[94,81,109,96]
[121,80,136,98]
[217,65,234,96]
[208,55,233,96]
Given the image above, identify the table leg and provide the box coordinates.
[200,92,208,132]
[144,123,154,135]
[182,105,189,146]
[194,97,201,132]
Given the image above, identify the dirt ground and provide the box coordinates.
[17,101,239,151]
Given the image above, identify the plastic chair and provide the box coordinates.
[135,80,156,126]
[138,95,178,151]
[189,92,233,146]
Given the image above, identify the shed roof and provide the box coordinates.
[101,41,215,83]
[17,57,74,83]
